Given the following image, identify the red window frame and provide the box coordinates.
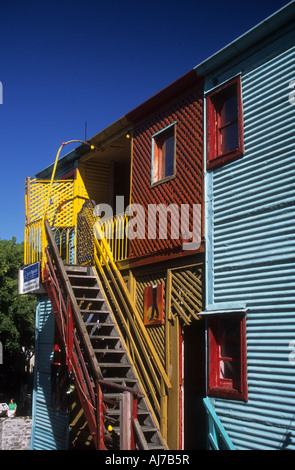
[208,314,248,401]
[152,124,176,185]
[206,77,244,170]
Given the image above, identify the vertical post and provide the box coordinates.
[120,391,132,450]
[96,382,105,450]
[160,378,168,441]
[66,298,73,371]
[25,177,31,225]
[24,178,31,265]
[131,393,138,450]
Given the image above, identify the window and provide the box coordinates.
[208,315,248,401]
[152,124,176,185]
[207,77,244,170]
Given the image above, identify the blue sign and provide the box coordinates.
[23,263,39,283]
[20,262,40,293]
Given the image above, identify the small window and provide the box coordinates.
[208,314,248,401]
[207,77,244,170]
[152,124,176,185]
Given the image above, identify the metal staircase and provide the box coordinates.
[43,218,167,450]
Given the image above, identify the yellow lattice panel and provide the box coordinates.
[25,177,77,267]
[26,178,75,227]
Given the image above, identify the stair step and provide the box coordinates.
[72,285,100,291]
[99,363,131,368]
[148,443,167,450]
[76,297,105,302]
[100,378,138,384]
[87,325,117,334]
[65,265,90,274]
[142,426,159,433]
[94,349,125,354]
[67,273,96,277]
[81,309,110,314]
[69,275,97,281]
[92,335,121,340]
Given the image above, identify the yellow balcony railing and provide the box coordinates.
[25,177,79,269]
[25,176,129,269]
[95,212,129,263]
[24,220,43,265]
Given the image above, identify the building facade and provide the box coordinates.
[21,2,295,451]
[197,2,295,450]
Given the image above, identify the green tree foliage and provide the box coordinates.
[0,238,36,355]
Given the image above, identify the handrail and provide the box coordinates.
[98,212,129,262]
[203,398,235,450]
[45,218,103,384]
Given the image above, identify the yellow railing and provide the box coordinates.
[25,179,129,268]
[25,177,79,269]
[95,212,129,263]
[24,220,44,265]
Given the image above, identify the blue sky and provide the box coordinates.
[0,0,290,243]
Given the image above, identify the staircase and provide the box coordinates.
[65,265,165,450]
[42,218,168,450]
[65,264,166,450]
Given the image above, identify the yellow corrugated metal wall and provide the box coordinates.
[79,161,110,206]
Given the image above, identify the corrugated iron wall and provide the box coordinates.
[31,297,69,450]
[79,160,110,206]
[206,44,295,450]
[130,86,203,262]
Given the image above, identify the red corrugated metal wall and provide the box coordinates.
[130,85,203,264]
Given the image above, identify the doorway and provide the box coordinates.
[181,319,206,450]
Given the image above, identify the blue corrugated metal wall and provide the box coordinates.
[31,296,70,450]
[204,38,295,450]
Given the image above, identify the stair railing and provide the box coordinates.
[203,398,235,450]
[92,226,171,438]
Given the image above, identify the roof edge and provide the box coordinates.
[194,1,295,76]
[126,69,203,123]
